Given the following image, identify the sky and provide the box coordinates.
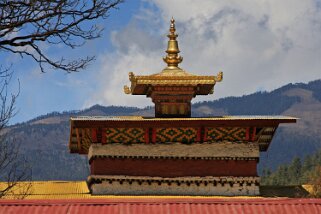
[3,0,321,124]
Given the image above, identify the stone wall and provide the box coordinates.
[89,175,260,196]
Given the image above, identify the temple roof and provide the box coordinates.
[0,181,316,199]
[1,182,320,214]
[124,18,222,96]
[2,197,321,214]
[68,115,297,154]
[70,115,297,121]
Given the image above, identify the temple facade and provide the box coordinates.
[69,19,296,196]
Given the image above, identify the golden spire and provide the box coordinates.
[163,18,183,69]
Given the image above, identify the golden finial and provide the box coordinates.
[163,18,183,69]
[123,72,136,94]
[214,71,223,82]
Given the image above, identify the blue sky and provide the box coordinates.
[3,0,321,124]
[6,1,142,123]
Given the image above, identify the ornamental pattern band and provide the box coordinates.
[155,128,198,143]
[74,127,256,152]
[206,127,247,142]
[105,128,145,143]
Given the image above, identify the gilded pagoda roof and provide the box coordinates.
[124,18,223,95]
[126,71,222,85]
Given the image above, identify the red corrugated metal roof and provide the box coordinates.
[0,198,321,214]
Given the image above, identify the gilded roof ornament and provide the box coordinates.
[123,18,223,97]
[124,72,136,94]
[162,18,183,70]
[215,71,223,82]
[123,85,131,94]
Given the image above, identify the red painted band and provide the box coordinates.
[196,128,201,142]
[152,128,156,143]
[145,128,149,144]
[203,128,207,142]
[252,127,256,142]
[102,128,106,144]
[246,127,250,141]
[92,129,97,143]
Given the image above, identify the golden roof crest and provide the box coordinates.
[163,18,183,70]
[123,18,223,96]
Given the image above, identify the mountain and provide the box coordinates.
[193,80,321,172]
[5,79,321,180]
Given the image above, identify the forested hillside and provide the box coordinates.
[5,79,321,180]
[261,148,321,186]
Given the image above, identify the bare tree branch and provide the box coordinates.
[0,67,32,199]
[0,0,124,72]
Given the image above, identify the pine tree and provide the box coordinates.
[302,155,314,183]
[289,157,302,185]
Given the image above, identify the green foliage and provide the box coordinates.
[262,149,321,186]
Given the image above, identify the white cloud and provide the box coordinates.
[87,0,321,108]
[84,45,162,107]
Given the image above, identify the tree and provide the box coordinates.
[0,68,32,199]
[300,155,312,183]
[288,157,302,185]
[0,0,123,72]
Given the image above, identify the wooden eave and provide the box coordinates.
[68,116,297,154]
[70,116,297,129]
[130,75,217,95]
